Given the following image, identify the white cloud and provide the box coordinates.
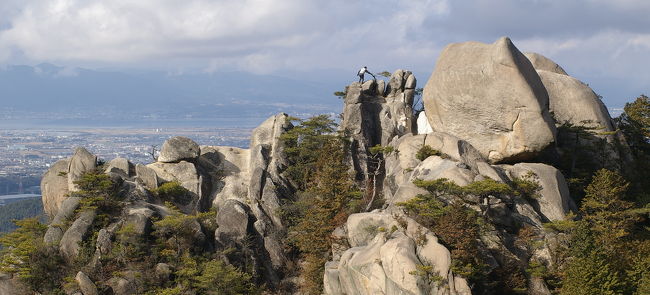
[0,0,450,72]
[0,0,649,106]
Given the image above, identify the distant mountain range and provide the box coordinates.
[0,64,347,117]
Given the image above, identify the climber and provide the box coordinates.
[357,66,376,83]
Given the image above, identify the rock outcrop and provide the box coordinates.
[342,70,416,181]
[524,52,629,170]
[41,159,70,218]
[75,271,98,295]
[423,37,556,163]
[325,62,580,294]
[157,136,201,163]
[524,52,568,76]
[59,210,97,262]
[141,114,293,286]
[0,273,25,295]
[325,211,470,295]
[527,53,613,131]
[41,147,97,217]
[67,147,98,192]
[34,46,625,295]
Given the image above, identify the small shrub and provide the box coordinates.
[526,260,548,278]
[410,264,445,286]
[416,145,441,161]
[390,225,399,234]
[463,179,513,198]
[154,182,194,207]
[512,172,542,200]
[155,182,190,199]
[333,91,346,99]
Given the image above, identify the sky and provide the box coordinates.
[1,0,649,108]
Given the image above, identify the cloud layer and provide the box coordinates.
[1,0,649,106]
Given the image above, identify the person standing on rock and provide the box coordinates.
[357,66,376,83]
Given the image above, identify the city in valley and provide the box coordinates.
[0,127,252,196]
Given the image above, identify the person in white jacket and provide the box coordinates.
[357,66,375,83]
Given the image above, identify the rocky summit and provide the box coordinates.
[1,37,646,295]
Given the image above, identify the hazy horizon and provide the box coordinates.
[1,1,649,116]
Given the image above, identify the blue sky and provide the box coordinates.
[1,0,649,108]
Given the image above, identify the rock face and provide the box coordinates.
[135,163,158,190]
[524,52,568,76]
[75,271,98,295]
[533,63,613,130]
[525,52,628,171]
[41,147,97,217]
[105,157,133,177]
[68,147,98,191]
[198,146,250,208]
[158,136,201,163]
[35,40,621,295]
[131,113,293,287]
[324,53,583,294]
[0,273,25,295]
[423,37,556,163]
[325,212,469,295]
[342,70,416,181]
[148,161,201,212]
[501,163,572,221]
[41,159,70,218]
[44,196,81,245]
[59,210,97,262]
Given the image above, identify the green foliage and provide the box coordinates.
[463,178,513,198]
[72,170,120,219]
[194,258,258,294]
[279,115,361,294]
[154,181,189,199]
[490,260,528,294]
[165,254,257,295]
[153,203,214,260]
[400,177,549,290]
[620,94,650,139]
[511,172,542,200]
[527,260,548,278]
[415,145,442,161]
[616,95,650,207]
[378,71,391,77]
[409,264,445,286]
[153,181,193,207]
[561,251,625,295]
[0,218,47,277]
[369,144,394,156]
[398,180,487,282]
[552,120,616,202]
[280,115,339,191]
[543,213,578,232]
[333,90,346,99]
[581,169,641,248]
[0,198,43,233]
[544,169,650,294]
[0,218,65,293]
[112,223,145,265]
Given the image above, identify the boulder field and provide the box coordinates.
[27,37,627,295]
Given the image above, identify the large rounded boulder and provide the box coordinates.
[524,52,568,76]
[158,136,200,163]
[525,52,614,131]
[423,37,556,163]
